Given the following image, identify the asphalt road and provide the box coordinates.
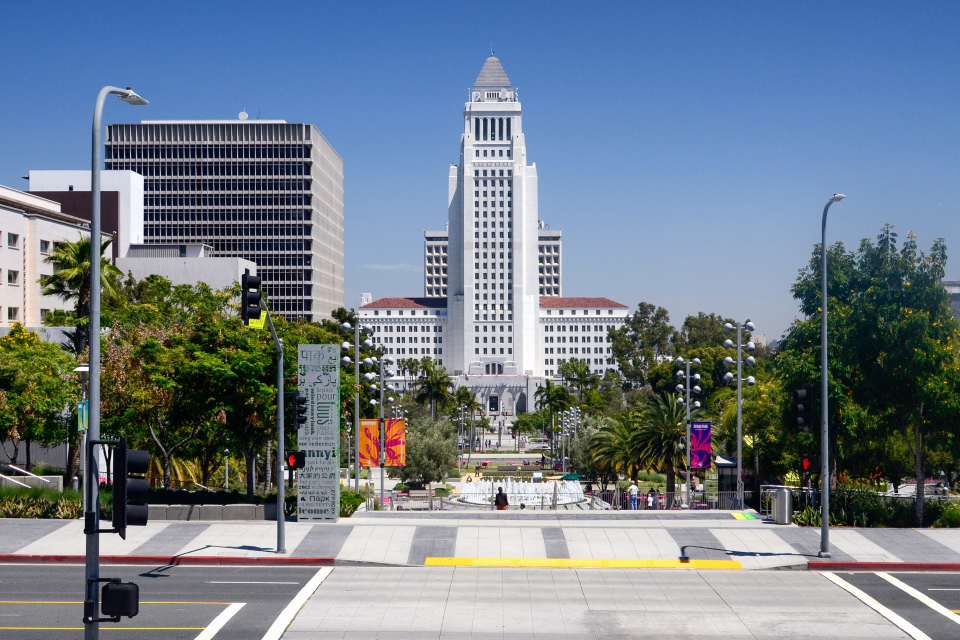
[0,563,322,639]
[833,572,960,640]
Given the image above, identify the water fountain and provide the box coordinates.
[457,477,585,508]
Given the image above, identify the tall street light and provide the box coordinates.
[86,85,147,640]
[722,322,757,509]
[674,356,701,508]
[819,193,845,557]
[366,355,396,508]
[341,321,373,492]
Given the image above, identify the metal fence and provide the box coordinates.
[598,490,751,511]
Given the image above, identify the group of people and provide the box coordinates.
[626,481,662,510]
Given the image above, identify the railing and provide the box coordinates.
[598,490,752,511]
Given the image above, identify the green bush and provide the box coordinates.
[340,490,365,517]
[0,487,85,519]
[933,500,960,528]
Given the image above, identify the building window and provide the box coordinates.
[40,240,50,254]
[7,307,17,321]
[6,271,18,285]
[7,234,18,249]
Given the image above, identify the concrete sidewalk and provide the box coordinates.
[2,513,960,570]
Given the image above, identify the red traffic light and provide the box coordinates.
[802,457,811,470]
[285,450,305,470]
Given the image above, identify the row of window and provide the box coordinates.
[147,179,308,193]
[474,169,512,177]
[145,210,310,222]
[474,117,512,141]
[382,348,441,358]
[107,144,309,160]
[476,313,512,321]
[371,324,442,332]
[475,347,512,355]
[475,149,511,158]
[374,336,442,344]
[106,161,310,177]
[545,334,608,343]
[545,347,612,355]
[146,194,310,207]
[475,335,512,344]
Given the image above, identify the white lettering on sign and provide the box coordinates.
[298,344,340,522]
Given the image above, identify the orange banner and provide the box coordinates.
[358,418,406,467]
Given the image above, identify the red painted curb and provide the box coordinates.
[0,554,334,566]
[809,562,960,572]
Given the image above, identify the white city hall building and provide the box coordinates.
[360,56,628,415]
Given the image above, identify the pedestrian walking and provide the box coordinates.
[495,487,509,511]
[646,490,655,510]
[628,481,639,510]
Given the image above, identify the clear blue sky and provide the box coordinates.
[2,2,959,340]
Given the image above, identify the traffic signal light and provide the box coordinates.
[241,271,262,325]
[801,453,820,474]
[101,581,139,619]
[794,383,814,433]
[112,437,149,539]
[286,450,305,470]
[293,391,308,427]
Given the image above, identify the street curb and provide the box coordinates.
[0,554,335,566]
[809,562,960,572]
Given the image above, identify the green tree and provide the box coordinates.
[632,393,703,500]
[558,359,598,407]
[414,359,452,418]
[39,236,123,352]
[608,302,673,387]
[0,324,77,467]
[397,416,457,487]
[534,379,572,457]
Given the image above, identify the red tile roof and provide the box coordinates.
[539,297,628,309]
[360,297,447,309]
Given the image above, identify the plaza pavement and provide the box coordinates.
[2,511,960,569]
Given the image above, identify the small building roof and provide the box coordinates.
[360,297,447,310]
[539,297,628,309]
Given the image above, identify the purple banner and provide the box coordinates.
[691,421,712,469]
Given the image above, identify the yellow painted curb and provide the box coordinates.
[424,558,742,569]
[731,512,758,520]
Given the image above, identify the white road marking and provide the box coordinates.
[821,572,930,640]
[209,581,299,584]
[260,567,332,640]
[877,573,960,626]
[193,602,245,640]
[929,588,960,591]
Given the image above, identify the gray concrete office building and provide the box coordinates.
[104,118,343,320]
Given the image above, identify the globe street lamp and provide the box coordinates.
[819,193,845,558]
[369,355,397,508]
[722,322,757,508]
[341,321,374,492]
[675,356,702,507]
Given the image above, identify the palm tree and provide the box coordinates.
[414,359,452,418]
[632,393,703,502]
[535,379,572,462]
[39,235,122,352]
[559,359,598,407]
[592,418,641,483]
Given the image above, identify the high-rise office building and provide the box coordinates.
[103,118,343,320]
[359,56,628,415]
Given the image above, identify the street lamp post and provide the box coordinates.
[85,85,147,640]
[819,193,845,558]
[674,357,702,508]
[722,322,757,509]
[341,322,373,492]
[367,356,396,509]
[224,449,230,491]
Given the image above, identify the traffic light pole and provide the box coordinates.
[263,306,286,554]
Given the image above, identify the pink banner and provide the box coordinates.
[691,421,711,469]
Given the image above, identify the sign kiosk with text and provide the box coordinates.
[298,344,340,522]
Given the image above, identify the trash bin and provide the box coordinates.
[774,488,793,524]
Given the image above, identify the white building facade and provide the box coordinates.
[0,185,99,327]
[359,56,628,416]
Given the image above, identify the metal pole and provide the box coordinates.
[276,337,285,553]
[84,86,113,640]
[354,324,361,492]
[264,313,285,553]
[685,359,691,508]
[736,325,744,509]
[379,359,385,511]
[225,454,229,491]
[820,199,835,558]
